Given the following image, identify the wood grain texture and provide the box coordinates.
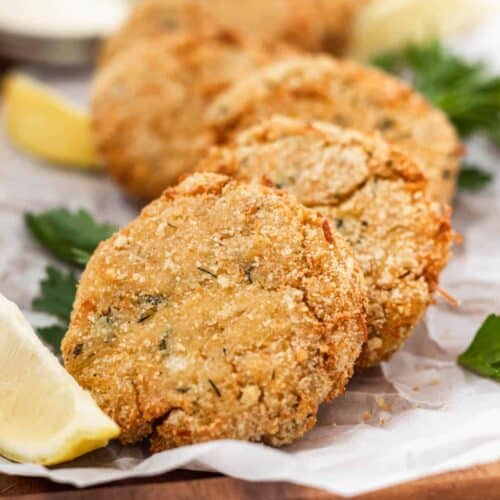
[3,462,500,499]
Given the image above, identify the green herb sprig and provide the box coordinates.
[26,208,118,353]
[32,267,78,351]
[373,42,500,144]
[458,164,493,192]
[377,46,500,378]
[25,208,117,268]
[458,315,500,380]
[32,266,77,322]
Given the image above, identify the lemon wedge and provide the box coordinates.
[348,0,489,60]
[0,293,119,465]
[2,73,101,169]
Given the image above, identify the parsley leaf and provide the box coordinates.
[32,266,78,322]
[458,165,493,192]
[372,52,402,73]
[32,267,78,353]
[26,209,119,352]
[36,325,68,352]
[458,315,500,381]
[25,208,117,268]
[373,42,500,144]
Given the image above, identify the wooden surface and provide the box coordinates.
[2,461,500,499]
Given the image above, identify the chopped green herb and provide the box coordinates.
[73,343,83,357]
[141,294,165,306]
[458,165,493,192]
[376,117,395,130]
[458,314,500,381]
[244,265,254,284]
[176,387,190,393]
[373,42,500,144]
[138,313,152,323]
[197,266,218,279]
[335,218,344,229]
[208,378,221,397]
[94,314,115,343]
[138,294,166,322]
[159,335,169,351]
[25,208,117,267]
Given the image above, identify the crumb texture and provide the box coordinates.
[62,173,367,449]
[198,116,454,367]
[92,32,292,200]
[100,0,365,63]
[206,56,463,203]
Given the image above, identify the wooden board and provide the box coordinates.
[3,461,500,499]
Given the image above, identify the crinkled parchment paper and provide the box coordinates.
[1,13,500,497]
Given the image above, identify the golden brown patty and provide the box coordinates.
[206,56,463,203]
[100,0,364,63]
[198,116,453,368]
[62,173,368,450]
[92,32,294,200]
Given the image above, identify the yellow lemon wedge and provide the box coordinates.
[0,293,119,465]
[2,73,101,169]
[348,0,489,60]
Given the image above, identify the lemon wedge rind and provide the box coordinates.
[0,293,119,466]
[2,73,101,170]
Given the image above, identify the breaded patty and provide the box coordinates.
[198,116,453,368]
[92,32,293,200]
[62,173,368,449]
[206,56,463,203]
[100,0,364,63]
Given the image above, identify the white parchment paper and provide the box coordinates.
[0,13,500,497]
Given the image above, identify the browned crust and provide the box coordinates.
[62,173,367,449]
[100,0,365,64]
[91,31,296,201]
[197,116,454,368]
[206,56,463,203]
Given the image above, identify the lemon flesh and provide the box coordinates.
[2,73,101,169]
[0,293,119,465]
[348,0,488,60]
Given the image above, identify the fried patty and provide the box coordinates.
[62,173,367,449]
[198,116,454,367]
[92,32,294,200]
[206,56,463,203]
[100,0,365,63]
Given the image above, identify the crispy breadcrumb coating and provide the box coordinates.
[62,173,367,449]
[206,56,463,203]
[92,32,295,200]
[198,116,454,367]
[100,0,364,63]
